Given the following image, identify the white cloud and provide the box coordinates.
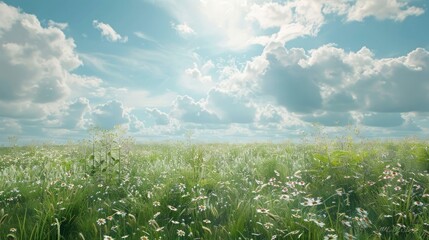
[107,88,177,109]
[134,31,156,43]
[48,20,68,30]
[152,0,255,49]
[60,98,91,129]
[256,104,287,126]
[171,95,220,123]
[172,22,195,36]
[260,44,429,116]
[347,0,424,22]
[246,2,294,29]
[0,2,85,118]
[92,20,128,43]
[152,0,424,50]
[146,108,170,125]
[182,62,215,93]
[207,88,256,123]
[185,64,212,84]
[91,100,130,129]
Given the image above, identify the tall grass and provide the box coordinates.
[0,130,428,239]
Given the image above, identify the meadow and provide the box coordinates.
[0,130,428,240]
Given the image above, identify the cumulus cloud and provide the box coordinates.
[60,98,91,129]
[353,48,429,112]
[207,88,256,123]
[257,104,284,124]
[93,20,128,42]
[0,2,83,118]
[146,108,170,125]
[262,54,323,113]
[181,61,215,93]
[152,0,424,50]
[347,0,424,22]
[171,95,220,123]
[91,100,130,129]
[185,64,212,84]
[260,44,429,115]
[230,42,428,129]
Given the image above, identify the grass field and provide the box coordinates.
[0,131,428,239]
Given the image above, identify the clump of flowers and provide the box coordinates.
[301,197,322,207]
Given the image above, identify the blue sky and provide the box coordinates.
[0,0,429,144]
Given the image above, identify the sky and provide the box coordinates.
[0,0,429,144]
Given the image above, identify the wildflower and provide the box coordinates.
[256,208,269,214]
[171,220,179,224]
[103,236,114,240]
[177,229,186,237]
[356,208,368,217]
[280,194,291,201]
[115,210,126,217]
[140,236,149,240]
[264,222,274,229]
[324,234,338,240]
[422,194,429,198]
[414,201,424,207]
[198,205,206,212]
[153,212,160,218]
[203,219,211,224]
[148,219,157,226]
[10,228,17,232]
[312,219,325,228]
[167,205,177,211]
[342,220,352,227]
[394,186,401,191]
[178,183,186,192]
[301,197,322,207]
[153,201,160,207]
[121,235,129,239]
[397,223,406,228]
[97,218,106,225]
[344,232,356,240]
[107,215,114,221]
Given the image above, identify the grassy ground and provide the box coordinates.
[0,134,428,239]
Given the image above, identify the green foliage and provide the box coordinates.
[0,133,428,239]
